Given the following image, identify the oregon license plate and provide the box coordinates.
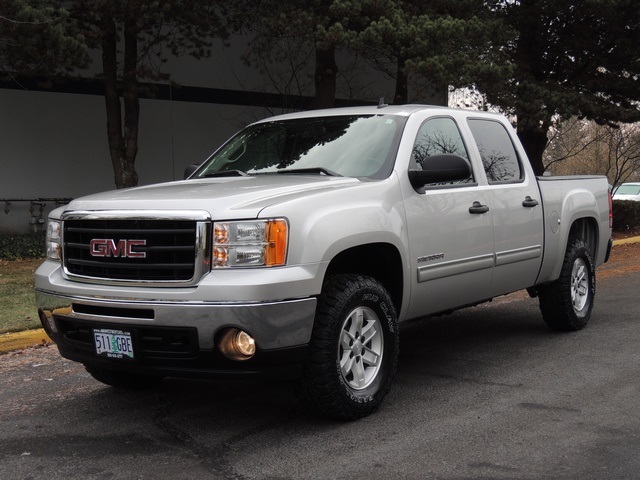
[93,328,135,360]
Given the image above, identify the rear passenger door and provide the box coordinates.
[466,118,544,296]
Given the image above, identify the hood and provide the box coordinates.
[64,175,362,219]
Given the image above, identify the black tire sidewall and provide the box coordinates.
[329,280,398,405]
[539,238,596,331]
[571,246,595,320]
[301,274,399,419]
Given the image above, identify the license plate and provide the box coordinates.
[93,328,135,360]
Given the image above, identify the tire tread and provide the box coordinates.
[297,274,399,420]
[538,238,595,331]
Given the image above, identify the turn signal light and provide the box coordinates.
[265,219,288,266]
[212,219,288,267]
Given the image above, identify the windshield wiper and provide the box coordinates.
[200,170,249,178]
[277,167,342,177]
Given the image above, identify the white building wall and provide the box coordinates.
[0,88,270,233]
[0,36,442,233]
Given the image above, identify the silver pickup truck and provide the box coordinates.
[36,105,612,420]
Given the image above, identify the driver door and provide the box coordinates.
[403,116,495,318]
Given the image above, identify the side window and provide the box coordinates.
[467,119,522,183]
[411,117,473,185]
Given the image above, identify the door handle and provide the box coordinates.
[522,196,539,208]
[469,201,490,214]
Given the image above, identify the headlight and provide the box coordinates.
[46,219,62,261]
[213,219,288,267]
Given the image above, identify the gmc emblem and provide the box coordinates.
[89,239,147,258]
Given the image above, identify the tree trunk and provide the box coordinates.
[510,0,550,177]
[100,16,139,189]
[309,45,337,110]
[517,125,548,176]
[100,17,124,188]
[121,19,139,188]
[393,56,408,105]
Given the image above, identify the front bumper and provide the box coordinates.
[36,289,316,379]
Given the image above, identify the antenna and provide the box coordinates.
[377,97,388,108]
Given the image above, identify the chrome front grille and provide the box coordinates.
[61,211,210,286]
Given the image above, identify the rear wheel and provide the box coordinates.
[538,238,595,331]
[297,274,399,420]
[84,365,163,390]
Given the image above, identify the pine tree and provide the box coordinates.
[478,0,640,175]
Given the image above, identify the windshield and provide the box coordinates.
[194,114,406,179]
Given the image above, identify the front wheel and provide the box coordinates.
[538,238,595,331]
[297,274,399,420]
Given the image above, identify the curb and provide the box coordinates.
[613,236,640,246]
[1,236,639,354]
[0,328,52,355]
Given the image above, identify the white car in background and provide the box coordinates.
[613,183,640,201]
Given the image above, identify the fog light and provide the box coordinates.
[218,328,256,361]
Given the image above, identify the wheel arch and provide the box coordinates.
[538,214,601,286]
[324,242,404,317]
[568,216,599,259]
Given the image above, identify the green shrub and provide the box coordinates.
[0,232,46,260]
[612,200,640,232]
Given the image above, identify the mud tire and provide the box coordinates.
[297,274,399,420]
[538,238,595,331]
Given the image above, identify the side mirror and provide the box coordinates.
[183,164,200,179]
[408,154,471,189]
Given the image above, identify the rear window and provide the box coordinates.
[467,119,522,184]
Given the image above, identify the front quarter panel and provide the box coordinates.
[259,175,410,307]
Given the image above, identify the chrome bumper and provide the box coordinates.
[36,289,316,351]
